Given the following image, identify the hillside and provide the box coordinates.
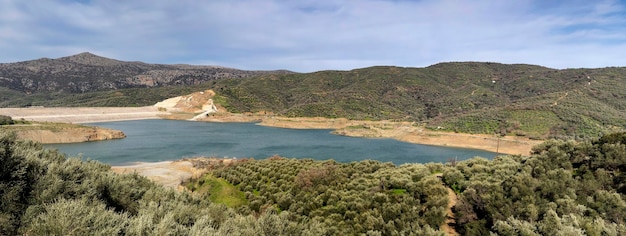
[1,55,625,139]
[207,63,626,138]
[0,52,291,93]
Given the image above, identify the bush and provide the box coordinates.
[453,132,626,234]
[0,115,13,125]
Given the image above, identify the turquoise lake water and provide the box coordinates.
[46,119,497,165]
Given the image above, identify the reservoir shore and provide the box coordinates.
[2,107,542,187]
[1,107,541,156]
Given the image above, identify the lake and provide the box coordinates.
[46,119,496,165]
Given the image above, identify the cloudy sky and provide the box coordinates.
[1,0,625,72]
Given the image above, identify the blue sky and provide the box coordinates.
[1,0,625,72]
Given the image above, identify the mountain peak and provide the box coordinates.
[58,52,123,66]
[76,52,96,56]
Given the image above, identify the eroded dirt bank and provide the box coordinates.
[13,125,126,144]
[0,106,169,143]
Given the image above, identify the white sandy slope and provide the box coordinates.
[153,96,183,111]
[0,106,165,123]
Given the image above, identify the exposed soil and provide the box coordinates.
[112,160,202,190]
[434,173,459,236]
[443,187,460,235]
[154,90,216,114]
[13,125,126,143]
[0,106,165,143]
[110,157,236,189]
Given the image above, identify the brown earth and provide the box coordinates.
[111,160,201,190]
[434,173,460,236]
[110,157,235,189]
[443,187,459,235]
[13,125,126,143]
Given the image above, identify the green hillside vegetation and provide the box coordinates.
[2,62,625,139]
[207,64,626,139]
[0,132,326,235]
[445,133,626,235]
[2,129,626,234]
[216,158,448,234]
[185,175,248,208]
[192,133,626,235]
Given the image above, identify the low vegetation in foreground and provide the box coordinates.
[2,130,626,235]
[0,132,326,235]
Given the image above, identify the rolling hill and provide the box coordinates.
[1,54,624,139]
[208,63,626,138]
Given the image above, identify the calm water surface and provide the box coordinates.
[46,119,496,165]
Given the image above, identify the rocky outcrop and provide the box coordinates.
[16,127,126,144]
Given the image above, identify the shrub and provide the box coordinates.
[0,115,13,125]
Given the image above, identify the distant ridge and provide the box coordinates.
[0,52,293,93]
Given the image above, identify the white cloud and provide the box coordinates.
[0,0,625,72]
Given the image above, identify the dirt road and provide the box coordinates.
[0,106,165,123]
